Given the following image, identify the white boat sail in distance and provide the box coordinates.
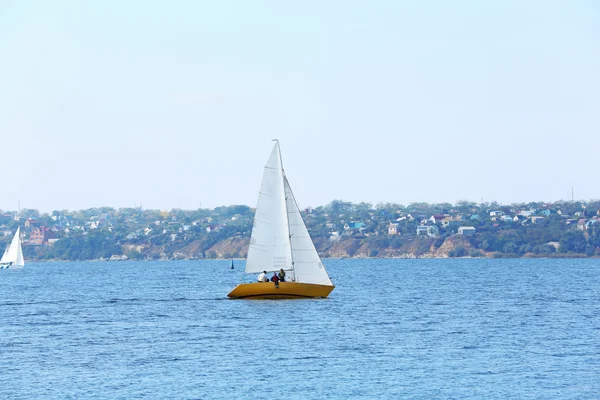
[228,140,334,299]
[0,227,25,269]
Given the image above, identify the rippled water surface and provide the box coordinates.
[1,258,599,399]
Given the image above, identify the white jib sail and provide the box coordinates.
[284,177,333,286]
[245,142,293,274]
[1,227,25,267]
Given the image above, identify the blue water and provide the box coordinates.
[1,258,599,399]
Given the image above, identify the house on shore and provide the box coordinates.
[458,226,476,236]
[417,225,439,238]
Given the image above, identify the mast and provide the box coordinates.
[274,139,297,280]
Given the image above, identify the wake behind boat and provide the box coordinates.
[0,227,25,270]
[227,140,334,299]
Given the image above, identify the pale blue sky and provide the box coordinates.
[1,1,598,212]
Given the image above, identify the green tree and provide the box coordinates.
[559,230,587,253]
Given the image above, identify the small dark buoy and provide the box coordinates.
[230,259,234,269]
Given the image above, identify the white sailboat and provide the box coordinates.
[0,227,25,269]
[228,140,334,299]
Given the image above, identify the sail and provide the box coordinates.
[284,177,333,286]
[245,142,293,274]
[1,227,24,267]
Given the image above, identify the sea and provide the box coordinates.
[1,258,599,399]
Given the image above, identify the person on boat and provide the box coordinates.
[278,268,286,282]
[257,271,268,282]
[271,272,280,288]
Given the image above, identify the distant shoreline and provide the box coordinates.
[24,253,598,263]
[6,200,600,262]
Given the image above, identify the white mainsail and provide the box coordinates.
[1,227,25,268]
[245,142,293,274]
[245,141,333,286]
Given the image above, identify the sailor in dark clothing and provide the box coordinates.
[271,272,280,288]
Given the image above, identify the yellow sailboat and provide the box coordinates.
[228,140,335,299]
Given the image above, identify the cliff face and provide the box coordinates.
[433,235,475,257]
[314,237,440,258]
[206,237,249,258]
[30,235,480,261]
[146,235,478,260]
[166,237,250,259]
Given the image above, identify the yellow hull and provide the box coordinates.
[227,282,335,299]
